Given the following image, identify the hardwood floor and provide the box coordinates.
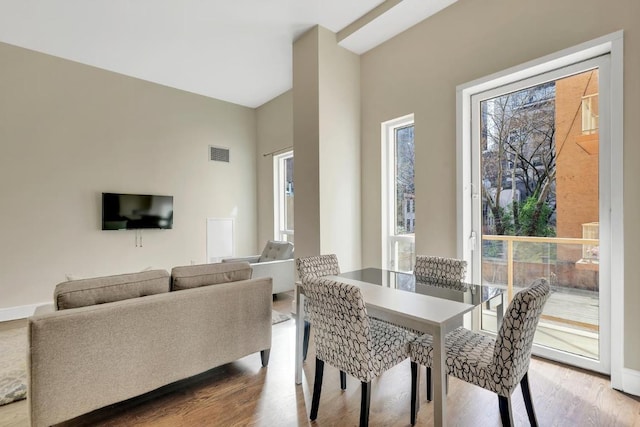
[1,292,639,426]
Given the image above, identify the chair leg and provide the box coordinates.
[411,362,420,425]
[498,395,514,427]
[520,372,539,427]
[425,366,447,402]
[310,358,324,421]
[426,367,432,402]
[303,321,311,361]
[360,381,371,427]
[260,349,270,367]
[340,370,347,390]
[303,322,344,391]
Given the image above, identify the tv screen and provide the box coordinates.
[102,193,173,230]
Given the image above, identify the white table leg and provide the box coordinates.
[433,326,446,426]
[294,284,304,384]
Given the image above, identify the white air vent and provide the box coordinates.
[209,146,230,163]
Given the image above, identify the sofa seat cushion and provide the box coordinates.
[171,262,252,291]
[54,270,170,310]
[259,240,294,262]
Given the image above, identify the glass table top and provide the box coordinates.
[337,267,504,306]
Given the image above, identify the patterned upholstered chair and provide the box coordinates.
[413,255,468,396]
[413,255,467,290]
[295,254,346,386]
[409,278,550,426]
[305,277,416,427]
[296,254,341,280]
[295,254,340,361]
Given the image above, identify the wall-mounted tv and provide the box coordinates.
[102,193,173,230]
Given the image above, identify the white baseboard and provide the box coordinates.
[622,368,640,397]
[0,302,48,321]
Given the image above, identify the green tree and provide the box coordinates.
[494,197,555,237]
[481,82,556,237]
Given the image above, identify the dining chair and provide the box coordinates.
[304,277,416,427]
[414,255,467,289]
[295,254,346,386]
[409,278,551,426]
[413,255,468,397]
[296,254,341,280]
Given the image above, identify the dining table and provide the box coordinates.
[294,267,505,427]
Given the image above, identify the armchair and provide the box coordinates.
[223,240,295,294]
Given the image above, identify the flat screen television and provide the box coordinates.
[102,193,173,230]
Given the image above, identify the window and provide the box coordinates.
[274,151,294,243]
[581,93,599,134]
[458,32,624,378]
[382,114,415,272]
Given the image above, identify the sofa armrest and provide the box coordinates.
[222,255,261,264]
[250,259,294,294]
[33,303,55,315]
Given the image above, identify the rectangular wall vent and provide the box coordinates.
[209,146,230,163]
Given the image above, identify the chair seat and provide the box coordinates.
[324,318,416,383]
[369,318,417,375]
[410,327,498,393]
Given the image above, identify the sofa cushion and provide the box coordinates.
[171,262,252,291]
[259,240,294,262]
[54,270,170,310]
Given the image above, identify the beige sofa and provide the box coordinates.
[28,262,272,427]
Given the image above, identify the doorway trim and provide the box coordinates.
[456,31,624,388]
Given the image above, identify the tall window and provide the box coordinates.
[382,114,415,272]
[274,151,294,243]
[462,52,616,375]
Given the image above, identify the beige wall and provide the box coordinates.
[360,0,639,368]
[318,27,362,272]
[292,26,361,271]
[0,42,258,309]
[256,91,293,248]
[292,28,321,260]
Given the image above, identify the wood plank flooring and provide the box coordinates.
[1,292,639,426]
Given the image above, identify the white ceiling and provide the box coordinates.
[0,0,457,108]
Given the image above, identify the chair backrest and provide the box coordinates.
[414,256,467,288]
[295,254,340,280]
[259,240,294,262]
[491,278,551,395]
[304,277,375,382]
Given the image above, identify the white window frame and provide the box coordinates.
[381,113,415,271]
[457,31,623,386]
[273,150,294,242]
